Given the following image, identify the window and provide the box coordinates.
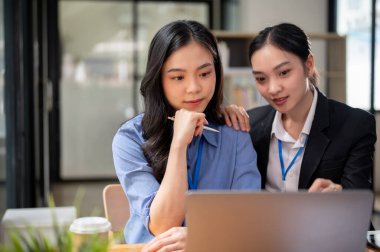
[337,0,379,110]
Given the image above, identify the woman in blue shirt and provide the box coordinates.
[112,20,261,245]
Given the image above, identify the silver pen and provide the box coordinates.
[167,116,220,133]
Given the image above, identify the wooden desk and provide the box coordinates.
[368,247,380,252]
[108,244,145,252]
[109,244,380,252]
[108,243,380,252]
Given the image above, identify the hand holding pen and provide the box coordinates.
[168,109,219,146]
[168,117,219,133]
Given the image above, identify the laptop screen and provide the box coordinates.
[185,190,373,252]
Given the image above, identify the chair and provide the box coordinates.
[103,184,130,243]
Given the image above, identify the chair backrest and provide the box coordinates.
[103,184,130,233]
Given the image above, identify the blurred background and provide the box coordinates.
[0,0,379,223]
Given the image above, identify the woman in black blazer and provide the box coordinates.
[225,23,376,192]
[248,88,376,190]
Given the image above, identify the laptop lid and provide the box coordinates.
[185,190,373,252]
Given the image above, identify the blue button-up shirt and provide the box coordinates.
[112,114,261,243]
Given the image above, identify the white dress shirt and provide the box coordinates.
[265,89,318,192]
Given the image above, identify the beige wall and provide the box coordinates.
[239,0,327,33]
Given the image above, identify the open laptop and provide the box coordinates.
[185,190,373,252]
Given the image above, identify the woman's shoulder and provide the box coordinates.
[118,113,143,129]
[218,124,252,142]
[215,126,255,157]
[320,98,376,137]
[114,113,145,143]
[327,98,374,122]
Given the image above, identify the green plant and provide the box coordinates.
[0,225,72,252]
[0,192,109,252]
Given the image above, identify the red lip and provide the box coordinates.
[183,98,204,109]
[184,98,203,104]
[272,96,288,106]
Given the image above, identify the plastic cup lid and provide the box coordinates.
[69,217,111,234]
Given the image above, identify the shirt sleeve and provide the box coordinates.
[112,125,159,231]
[231,131,261,190]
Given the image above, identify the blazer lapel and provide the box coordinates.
[298,90,330,189]
[254,109,275,187]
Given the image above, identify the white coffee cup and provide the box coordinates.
[69,217,111,251]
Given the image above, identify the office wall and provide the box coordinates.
[239,0,327,33]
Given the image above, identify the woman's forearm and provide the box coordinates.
[148,144,188,235]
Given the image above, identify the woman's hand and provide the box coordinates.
[220,105,250,132]
[308,178,343,192]
[171,109,207,147]
[142,227,187,252]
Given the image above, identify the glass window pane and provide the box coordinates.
[337,0,371,109]
[59,1,134,178]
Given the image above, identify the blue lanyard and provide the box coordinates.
[278,138,306,181]
[187,137,204,190]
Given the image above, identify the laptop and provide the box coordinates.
[185,190,373,252]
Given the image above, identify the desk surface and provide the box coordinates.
[108,244,380,252]
[108,244,145,252]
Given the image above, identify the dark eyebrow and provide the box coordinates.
[166,68,185,73]
[197,63,213,70]
[252,70,262,75]
[166,63,213,73]
[252,61,291,75]
[273,61,291,70]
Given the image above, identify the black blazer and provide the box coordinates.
[247,89,377,189]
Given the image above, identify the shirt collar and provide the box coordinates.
[200,122,219,147]
[271,87,318,145]
[272,112,295,142]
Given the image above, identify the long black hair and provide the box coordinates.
[248,23,319,86]
[140,20,224,182]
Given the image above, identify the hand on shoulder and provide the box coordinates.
[221,105,250,132]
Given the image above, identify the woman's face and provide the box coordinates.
[161,41,216,113]
[250,44,313,115]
